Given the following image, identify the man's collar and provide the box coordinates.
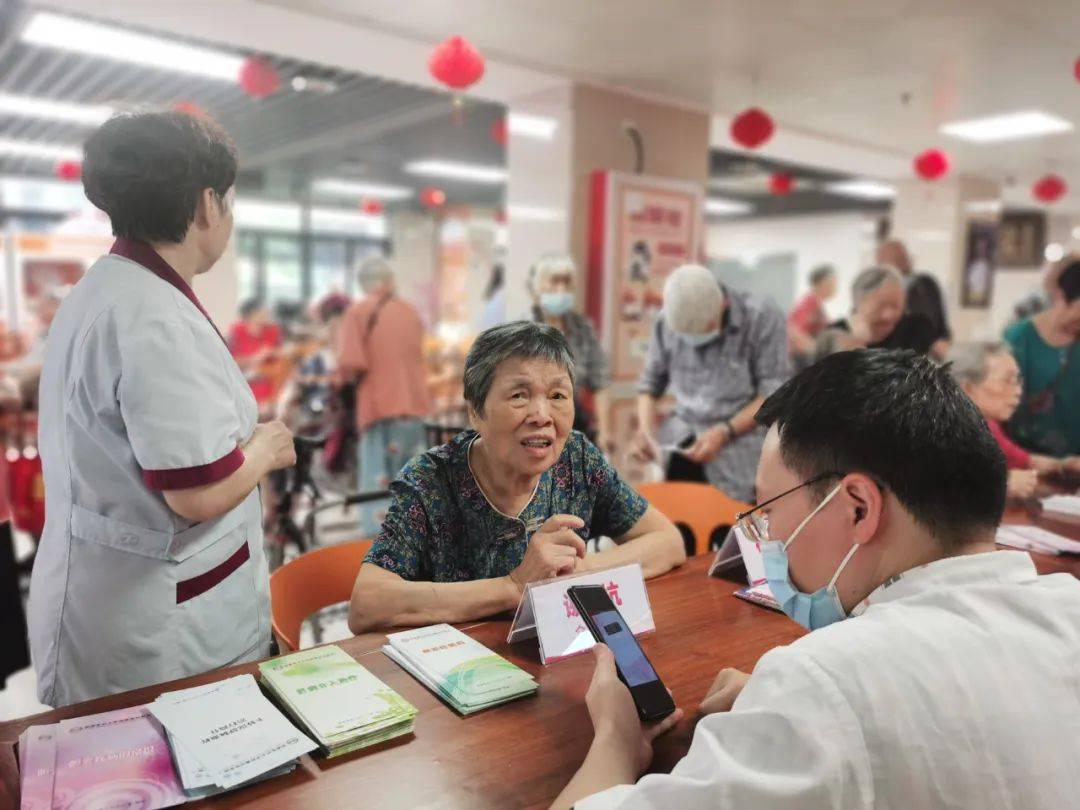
[850,549,1037,616]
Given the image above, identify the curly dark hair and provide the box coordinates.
[82,110,238,243]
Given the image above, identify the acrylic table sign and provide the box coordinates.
[506,563,655,664]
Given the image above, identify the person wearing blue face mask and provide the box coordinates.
[530,254,612,453]
[555,349,1080,810]
[629,264,789,502]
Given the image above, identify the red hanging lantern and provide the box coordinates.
[490,118,508,147]
[420,187,446,209]
[54,160,82,182]
[172,101,207,118]
[238,57,281,100]
[361,198,385,216]
[1033,174,1067,204]
[730,107,775,149]
[914,148,950,180]
[428,36,486,92]
[768,172,794,195]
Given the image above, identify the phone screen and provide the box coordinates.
[592,610,658,687]
[568,584,674,720]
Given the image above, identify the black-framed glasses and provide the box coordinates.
[736,470,844,545]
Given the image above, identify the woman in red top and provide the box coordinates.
[948,341,1080,499]
[228,299,282,413]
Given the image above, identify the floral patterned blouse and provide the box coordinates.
[364,429,649,582]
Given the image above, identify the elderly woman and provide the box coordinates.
[829,265,936,354]
[348,321,685,634]
[948,342,1080,500]
[1004,259,1080,457]
[531,253,612,451]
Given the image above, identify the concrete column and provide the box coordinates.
[505,84,575,321]
[889,175,1001,341]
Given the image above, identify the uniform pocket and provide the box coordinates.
[69,502,262,679]
[173,522,260,674]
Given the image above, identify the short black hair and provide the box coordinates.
[83,110,237,243]
[1058,260,1080,303]
[809,264,836,286]
[756,349,1006,550]
[239,298,265,319]
[463,321,575,417]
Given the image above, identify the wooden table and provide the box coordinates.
[3,514,1078,809]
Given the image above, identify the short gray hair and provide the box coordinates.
[809,264,836,287]
[530,253,577,294]
[357,256,393,293]
[947,341,1009,387]
[464,321,576,416]
[663,264,724,334]
[851,265,903,307]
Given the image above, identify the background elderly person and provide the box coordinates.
[1004,258,1080,458]
[877,238,951,359]
[629,264,788,503]
[337,256,431,536]
[830,265,936,354]
[948,342,1080,500]
[787,263,837,367]
[348,321,684,634]
[531,253,612,452]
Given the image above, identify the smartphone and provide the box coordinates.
[567,585,676,721]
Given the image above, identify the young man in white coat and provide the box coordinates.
[555,348,1080,810]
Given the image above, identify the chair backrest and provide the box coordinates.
[637,482,752,557]
[269,539,372,652]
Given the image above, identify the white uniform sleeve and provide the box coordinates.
[118,309,248,491]
[576,646,874,810]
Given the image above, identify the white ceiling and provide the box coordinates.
[262,0,1080,204]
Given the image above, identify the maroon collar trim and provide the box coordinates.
[109,238,225,344]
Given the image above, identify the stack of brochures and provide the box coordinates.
[19,706,186,810]
[383,624,538,714]
[1040,494,1080,523]
[148,674,316,797]
[259,645,417,757]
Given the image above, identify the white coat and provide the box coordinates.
[579,550,1080,809]
[29,239,272,707]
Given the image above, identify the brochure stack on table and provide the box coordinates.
[19,706,187,810]
[383,623,538,714]
[148,674,317,799]
[259,645,418,757]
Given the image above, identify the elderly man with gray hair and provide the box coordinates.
[348,321,684,633]
[337,256,432,536]
[630,264,789,502]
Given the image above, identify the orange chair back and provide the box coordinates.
[637,482,751,557]
[269,539,372,652]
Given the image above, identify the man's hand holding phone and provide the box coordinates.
[586,644,684,776]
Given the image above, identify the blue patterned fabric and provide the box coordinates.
[364,430,649,582]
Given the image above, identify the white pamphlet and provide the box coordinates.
[149,674,316,789]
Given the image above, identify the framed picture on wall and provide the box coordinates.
[997,210,1045,269]
[961,221,997,309]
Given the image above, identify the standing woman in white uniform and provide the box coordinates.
[28,111,295,707]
